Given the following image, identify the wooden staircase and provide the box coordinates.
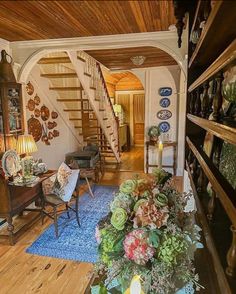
[38,52,120,163]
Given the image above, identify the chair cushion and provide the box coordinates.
[52,162,79,202]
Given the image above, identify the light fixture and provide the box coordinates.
[130,55,146,66]
[16,134,38,156]
[16,135,38,180]
[113,104,122,115]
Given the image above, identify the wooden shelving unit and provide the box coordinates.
[187,114,236,146]
[179,0,236,291]
[187,136,236,225]
[189,1,236,69]
[189,39,236,92]
[186,160,231,294]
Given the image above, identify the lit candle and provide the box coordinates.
[130,275,142,294]
[158,140,163,169]
[124,275,144,294]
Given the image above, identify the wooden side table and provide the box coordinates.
[0,170,56,245]
[145,141,177,175]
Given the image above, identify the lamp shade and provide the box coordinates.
[113,104,122,113]
[16,134,38,155]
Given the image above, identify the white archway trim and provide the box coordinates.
[10,30,187,83]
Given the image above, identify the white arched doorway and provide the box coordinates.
[11,30,187,175]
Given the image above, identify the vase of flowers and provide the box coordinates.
[148,126,160,142]
[93,169,203,294]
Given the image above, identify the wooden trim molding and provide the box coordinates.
[187,114,236,146]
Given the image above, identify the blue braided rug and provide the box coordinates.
[26,185,118,263]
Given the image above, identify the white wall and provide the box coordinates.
[134,65,183,175]
[23,65,82,169]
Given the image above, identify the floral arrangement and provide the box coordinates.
[94,168,203,294]
[148,126,160,141]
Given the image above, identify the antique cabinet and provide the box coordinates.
[174,1,236,293]
[0,51,24,154]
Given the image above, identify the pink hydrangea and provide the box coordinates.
[123,229,155,265]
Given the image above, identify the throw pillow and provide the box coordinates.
[53,162,80,202]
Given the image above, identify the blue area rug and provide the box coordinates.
[26,185,118,263]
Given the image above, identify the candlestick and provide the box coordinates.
[158,140,163,169]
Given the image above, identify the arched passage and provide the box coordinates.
[12,32,187,175]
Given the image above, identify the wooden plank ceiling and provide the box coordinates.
[0,1,176,41]
[86,47,177,70]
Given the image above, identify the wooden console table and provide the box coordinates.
[0,170,55,245]
[145,141,177,175]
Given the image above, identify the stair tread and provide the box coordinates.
[50,86,82,90]
[38,57,71,64]
[41,73,77,78]
[77,56,86,62]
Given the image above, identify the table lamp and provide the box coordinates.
[16,134,38,179]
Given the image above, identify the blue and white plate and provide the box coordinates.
[159,87,172,96]
[157,109,172,120]
[160,97,170,108]
[159,121,170,133]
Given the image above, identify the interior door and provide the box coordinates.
[133,94,145,146]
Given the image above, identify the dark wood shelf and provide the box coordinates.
[186,160,231,294]
[186,136,236,227]
[189,0,203,39]
[189,39,236,92]
[187,114,236,146]
[189,1,236,69]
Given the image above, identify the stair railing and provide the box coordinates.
[75,51,120,161]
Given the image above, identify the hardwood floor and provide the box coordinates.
[0,147,182,294]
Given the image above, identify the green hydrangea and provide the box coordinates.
[111,208,128,230]
[155,193,168,207]
[99,227,124,266]
[158,234,188,266]
[119,179,137,194]
[110,192,133,212]
[133,199,147,212]
[152,168,171,186]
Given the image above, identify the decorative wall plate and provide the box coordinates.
[26,82,34,96]
[159,87,172,96]
[27,99,35,111]
[51,111,58,119]
[53,129,59,137]
[158,121,170,133]
[2,150,21,177]
[159,97,170,108]
[34,95,41,106]
[157,110,172,120]
[27,116,42,142]
[34,108,40,117]
[41,105,50,121]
